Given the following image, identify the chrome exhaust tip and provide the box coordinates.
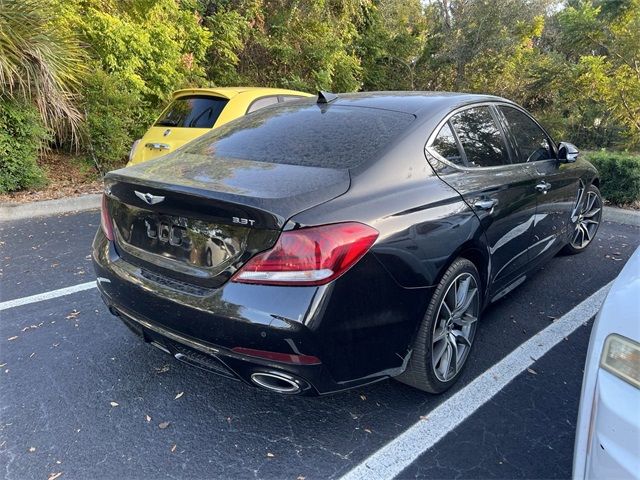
[250,372,304,395]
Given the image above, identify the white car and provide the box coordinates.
[573,246,640,479]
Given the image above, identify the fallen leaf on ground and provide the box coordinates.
[109,402,119,407]
[174,392,184,400]
[65,310,80,319]
[158,421,170,429]
[145,415,151,422]
[527,368,538,375]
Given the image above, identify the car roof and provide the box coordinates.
[329,91,514,117]
[172,87,313,100]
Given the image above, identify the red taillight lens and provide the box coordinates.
[232,222,379,286]
[100,194,114,241]
[231,347,321,365]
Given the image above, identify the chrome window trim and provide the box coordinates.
[425,101,554,173]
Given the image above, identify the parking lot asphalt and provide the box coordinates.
[1,210,638,480]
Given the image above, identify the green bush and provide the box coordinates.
[83,69,148,173]
[585,151,640,205]
[0,99,49,193]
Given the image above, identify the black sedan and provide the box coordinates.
[93,92,602,395]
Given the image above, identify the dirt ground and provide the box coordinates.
[0,153,103,204]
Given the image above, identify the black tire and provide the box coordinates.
[562,184,602,255]
[396,258,481,393]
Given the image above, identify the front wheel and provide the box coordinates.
[562,184,602,255]
[396,258,481,393]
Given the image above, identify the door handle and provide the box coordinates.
[473,198,498,210]
[145,142,170,151]
[535,181,551,194]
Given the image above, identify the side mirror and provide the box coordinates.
[558,142,579,163]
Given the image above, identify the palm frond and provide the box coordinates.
[0,0,86,146]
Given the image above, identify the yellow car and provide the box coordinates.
[127,87,312,166]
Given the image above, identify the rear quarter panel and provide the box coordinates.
[287,139,488,378]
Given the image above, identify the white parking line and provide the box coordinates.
[340,281,612,480]
[0,281,97,312]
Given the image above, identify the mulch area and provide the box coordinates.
[0,153,103,204]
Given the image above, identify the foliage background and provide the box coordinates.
[0,0,639,198]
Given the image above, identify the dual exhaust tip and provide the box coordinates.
[250,371,308,395]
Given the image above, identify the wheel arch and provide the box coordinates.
[434,239,491,306]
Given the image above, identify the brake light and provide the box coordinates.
[100,194,114,241]
[232,222,378,286]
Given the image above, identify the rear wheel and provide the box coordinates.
[397,258,481,393]
[562,184,602,255]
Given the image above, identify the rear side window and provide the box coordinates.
[185,104,415,169]
[499,106,556,163]
[431,122,464,166]
[247,96,279,114]
[280,95,305,102]
[450,107,510,168]
[155,96,228,128]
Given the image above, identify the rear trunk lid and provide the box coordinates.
[104,153,350,289]
[131,126,210,164]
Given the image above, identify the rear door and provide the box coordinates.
[497,105,578,263]
[426,104,540,295]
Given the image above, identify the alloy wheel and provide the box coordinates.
[570,190,602,250]
[431,273,479,382]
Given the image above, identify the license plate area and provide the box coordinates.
[112,202,249,281]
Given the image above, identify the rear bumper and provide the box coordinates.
[104,299,326,395]
[92,229,429,394]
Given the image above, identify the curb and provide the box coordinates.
[604,206,640,227]
[0,194,101,222]
[0,193,638,227]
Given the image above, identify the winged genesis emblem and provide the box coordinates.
[134,190,165,205]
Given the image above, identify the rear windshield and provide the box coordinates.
[184,104,415,168]
[155,95,228,128]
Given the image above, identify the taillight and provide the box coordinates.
[127,139,141,164]
[232,222,378,286]
[100,194,114,241]
[231,347,321,365]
